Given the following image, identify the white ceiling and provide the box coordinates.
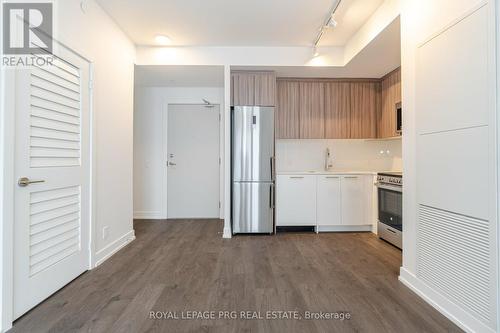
[134,17,400,87]
[320,0,384,46]
[233,17,401,79]
[96,0,384,46]
[135,65,225,87]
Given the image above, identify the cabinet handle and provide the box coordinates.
[344,176,358,179]
[326,176,339,179]
[290,176,304,179]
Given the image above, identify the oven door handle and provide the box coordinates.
[375,182,402,193]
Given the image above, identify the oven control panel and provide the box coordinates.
[377,174,403,186]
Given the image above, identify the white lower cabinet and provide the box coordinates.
[340,175,366,225]
[277,173,374,230]
[317,175,342,226]
[276,175,316,226]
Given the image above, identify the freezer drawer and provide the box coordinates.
[232,182,274,234]
[232,106,275,182]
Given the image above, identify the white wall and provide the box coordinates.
[399,0,498,332]
[276,139,402,172]
[55,0,136,264]
[1,0,135,330]
[134,86,225,219]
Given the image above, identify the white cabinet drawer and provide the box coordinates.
[276,175,316,226]
[317,175,341,226]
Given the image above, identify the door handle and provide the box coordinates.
[168,161,176,166]
[18,177,45,187]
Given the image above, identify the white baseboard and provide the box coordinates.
[399,268,495,333]
[94,230,135,267]
[133,211,164,219]
[316,225,373,233]
[223,225,232,238]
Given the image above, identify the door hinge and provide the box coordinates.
[219,201,221,208]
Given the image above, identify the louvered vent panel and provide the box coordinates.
[30,186,81,276]
[417,204,491,323]
[30,59,81,168]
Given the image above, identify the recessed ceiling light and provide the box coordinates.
[155,35,172,45]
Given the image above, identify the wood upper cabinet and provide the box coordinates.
[325,82,350,139]
[231,72,254,106]
[231,71,276,106]
[275,77,394,140]
[276,80,300,139]
[299,81,325,139]
[349,82,379,139]
[254,72,276,106]
[378,68,401,138]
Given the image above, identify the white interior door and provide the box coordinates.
[167,104,220,218]
[13,44,91,318]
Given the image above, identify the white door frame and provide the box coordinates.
[161,102,224,219]
[0,41,95,332]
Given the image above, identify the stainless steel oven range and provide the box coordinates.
[375,172,402,249]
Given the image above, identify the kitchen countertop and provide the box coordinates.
[276,171,379,175]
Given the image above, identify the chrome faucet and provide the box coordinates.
[325,148,333,171]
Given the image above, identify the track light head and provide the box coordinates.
[312,47,319,58]
[327,17,338,28]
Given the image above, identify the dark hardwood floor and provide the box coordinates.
[11,220,461,333]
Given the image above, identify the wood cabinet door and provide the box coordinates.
[276,80,300,139]
[299,81,325,139]
[276,175,317,226]
[317,175,342,226]
[231,72,255,106]
[254,72,276,107]
[378,68,401,138]
[349,82,378,139]
[325,82,351,139]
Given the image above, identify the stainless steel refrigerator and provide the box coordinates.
[232,106,275,234]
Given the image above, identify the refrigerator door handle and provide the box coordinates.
[270,157,273,180]
[273,184,275,209]
[270,183,275,209]
[269,185,272,208]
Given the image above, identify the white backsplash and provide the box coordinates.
[276,139,402,172]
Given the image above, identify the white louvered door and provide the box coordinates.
[13,43,91,319]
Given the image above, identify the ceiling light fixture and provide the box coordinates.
[312,0,342,57]
[155,35,172,46]
[327,17,338,28]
